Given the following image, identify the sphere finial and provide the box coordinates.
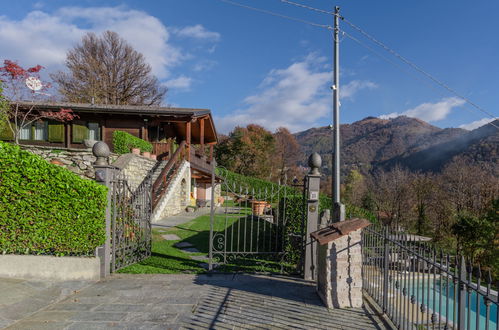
[308,152,322,176]
[92,141,110,166]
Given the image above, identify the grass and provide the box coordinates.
[119,204,298,274]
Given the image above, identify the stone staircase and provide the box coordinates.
[151,160,190,223]
[150,160,168,184]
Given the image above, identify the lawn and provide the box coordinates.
[118,208,297,274]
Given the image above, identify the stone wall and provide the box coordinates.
[20,145,118,179]
[152,161,191,223]
[316,230,363,309]
[113,153,157,191]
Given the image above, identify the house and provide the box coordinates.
[0,101,219,220]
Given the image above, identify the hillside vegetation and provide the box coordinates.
[295,116,498,175]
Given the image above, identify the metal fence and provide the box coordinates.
[110,171,152,272]
[362,224,498,330]
[208,171,305,273]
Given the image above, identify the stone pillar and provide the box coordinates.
[313,219,370,309]
[304,153,321,281]
[92,141,115,278]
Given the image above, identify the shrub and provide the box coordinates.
[216,167,297,197]
[0,141,107,256]
[113,130,153,154]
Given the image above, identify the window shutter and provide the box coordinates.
[48,122,64,142]
[72,122,88,143]
[0,124,14,141]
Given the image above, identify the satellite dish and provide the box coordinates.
[26,76,42,91]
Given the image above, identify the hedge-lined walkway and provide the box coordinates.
[2,274,388,329]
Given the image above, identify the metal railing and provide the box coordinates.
[362,224,498,329]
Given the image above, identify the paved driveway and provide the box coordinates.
[2,274,388,329]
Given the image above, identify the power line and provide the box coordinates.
[280,0,333,15]
[341,17,498,122]
[215,0,331,30]
[279,0,498,125]
[343,31,499,129]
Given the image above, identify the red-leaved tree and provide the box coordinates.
[0,60,77,144]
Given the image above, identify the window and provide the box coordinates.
[88,122,100,141]
[72,121,101,143]
[34,121,47,141]
[18,121,48,141]
[19,125,31,140]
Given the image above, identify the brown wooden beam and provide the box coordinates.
[64,122,70,148]
[186,120,191,162]
[200,118,205,154]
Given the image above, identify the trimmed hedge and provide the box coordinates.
[0,141,107,256]
[216,167,297,197]
[113,130,153,155]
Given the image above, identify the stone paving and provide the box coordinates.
[1,274,390,329]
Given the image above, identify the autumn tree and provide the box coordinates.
[273,127,302,184]
[215,124,275,179]
[51,31,166,105]
[0,60,77,144]
[368,165,413,227]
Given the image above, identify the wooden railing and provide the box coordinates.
[151,141,172,160]
[190,145,214,175]
[152,140,186,209]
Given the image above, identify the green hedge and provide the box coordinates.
[112,130,153,154]
[0,141,107,256]
[216,167,297,197]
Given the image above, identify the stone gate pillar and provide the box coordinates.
[304,153,321,281]
[312,218,370,308]
[92,141,115,278]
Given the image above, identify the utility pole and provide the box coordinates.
[332,6,345,222]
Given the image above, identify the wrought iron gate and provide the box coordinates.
[209,169,306,273]
[109,171,152,272]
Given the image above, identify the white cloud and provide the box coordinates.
[459,117,496,130]
[216,55,329,133]
[0,7,220,81]
[165,75,192,90]
[380,97,465,122]
[216,54,378,133]
[172,24,221,41]
[341,80,377,100]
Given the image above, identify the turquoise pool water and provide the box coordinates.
[402,277,497,329]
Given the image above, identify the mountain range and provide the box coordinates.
[294,116,498,175]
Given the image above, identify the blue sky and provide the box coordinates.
[1,0,498,133]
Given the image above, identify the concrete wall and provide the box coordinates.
[20,145,118,179]
[0,255,101,281]
[113,153,157,191]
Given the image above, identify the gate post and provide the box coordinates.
[92,142,114,278]
[304,153,322,281]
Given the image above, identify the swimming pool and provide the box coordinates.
[403,276,498,329]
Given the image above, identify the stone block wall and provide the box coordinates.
[152,161,191,222]
[316,230,363,309]
[20,145,118,179]
[113,153,157,191]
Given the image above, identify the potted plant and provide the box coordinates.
[250,200,267,216]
